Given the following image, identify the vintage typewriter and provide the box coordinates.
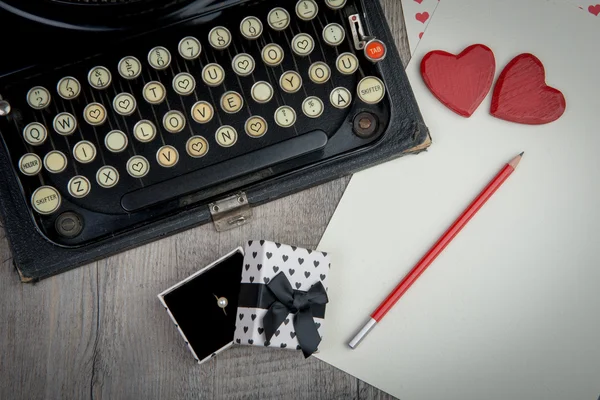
[0,0,430,281]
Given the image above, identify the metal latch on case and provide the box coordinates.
[209,191,253,232]
[348,14,388,63]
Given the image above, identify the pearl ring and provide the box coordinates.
[213,294,228,315]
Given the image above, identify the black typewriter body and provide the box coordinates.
[0,0,430,281]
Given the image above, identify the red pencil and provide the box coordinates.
[349,152,524,349]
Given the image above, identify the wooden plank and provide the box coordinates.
[381,0,412,68]
[0,1,410,399]
[358,379,400,400]
[0,236,97,400]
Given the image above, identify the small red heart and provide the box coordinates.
[414,0,423,4]
[416,12,429,23]
[421,44,496,117]
[491,54,566,125]
[589,4,600,16]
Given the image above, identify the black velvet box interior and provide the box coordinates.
[160,249,244,362]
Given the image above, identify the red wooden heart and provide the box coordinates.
[421,44,496,117]
[491,54,566,125]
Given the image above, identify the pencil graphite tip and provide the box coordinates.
[509,153,523,169]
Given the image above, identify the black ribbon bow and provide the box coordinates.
[262,272,329,358]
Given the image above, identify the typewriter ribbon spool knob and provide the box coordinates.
[353,112,378,138]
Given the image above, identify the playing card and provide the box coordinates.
[401,0,440,55]
[402,0,599,55]
[564,0,600,16]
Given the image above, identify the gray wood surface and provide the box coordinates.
[0,2,410,399]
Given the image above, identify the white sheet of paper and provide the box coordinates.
[316,1,600,399]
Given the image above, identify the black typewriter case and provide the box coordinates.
[0,0,431,281]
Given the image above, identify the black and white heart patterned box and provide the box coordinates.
[158,241,331,365]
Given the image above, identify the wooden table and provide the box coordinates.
[0,2,411,398]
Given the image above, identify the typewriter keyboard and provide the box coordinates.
[0,0,391,245]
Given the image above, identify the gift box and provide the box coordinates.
[158,241,331,364]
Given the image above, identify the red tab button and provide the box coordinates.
[364,39,387,62]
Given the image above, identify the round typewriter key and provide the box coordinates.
[279,71,303,94]
[133,120,157,143]
[240,16,263,40]
[162,110,186,133]
[325,0,347,10]
[83,103,107,126]
[178,36,202,60]
[268,7,290,31]
[55,211,84,238]
[156,145,179,168]
[209,26,232,50]
[191,101,214,124]
[31,186,61,215]
[0,100,10,116]
[73,140,97,164]
[68,175,91,199]
[173,72,196,96]
[245,116,268,138]
[23,122,47,145]
[261,43,284,67]
[118,56,142,80]
[26,86,51,110]
[336,52,359,75]
[57,76,81,100]
[44,150,68,174]
[202,63,225,87]
[143,81,166,105]
[308,62,331,84]
[215,125,238,148]
[148,46,171,70]
[296,0,318,21]
[232,53,256,77]
[96,165,119,188]
[302,96,324,118]
[274,106,297,128]
[53,112,77,135]
[364,39,387,63]
[126,155,150,178]
[357,76,386,104]
[291,33,314,57]
[251,81,274,104]
[220,91,244,114]
[186,136,209,158]
[330,87,352,109]
[88,66,112,90]
[19,153,42,176]
[323,23,346,46]
[105,130,128,153]
[113,92,137,116]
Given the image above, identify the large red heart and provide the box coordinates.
[491,54,566,125]
[421,44,496,117]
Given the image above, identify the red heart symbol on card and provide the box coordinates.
[414,0,423,3]
[416,12,429,23]
[491,54,566,125]
[421,44,496,117]
[589,4,600,16]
